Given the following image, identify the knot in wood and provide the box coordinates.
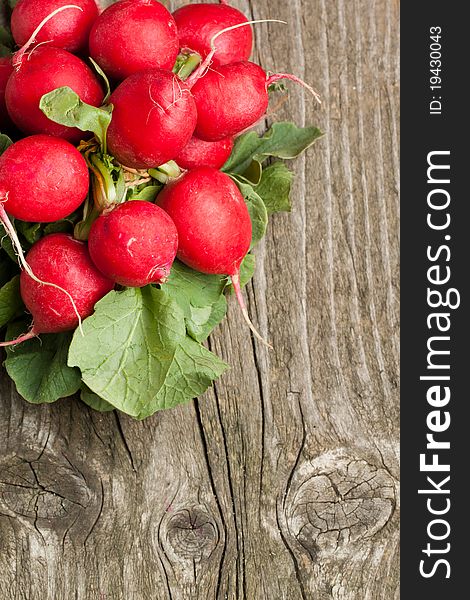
[287,451,396,558]
[0,454,92,525]
[163,507,219,561]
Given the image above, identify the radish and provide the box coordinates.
[173,2,253,67]
[175,135,234,170]
[87,200,178,288]
[11,0,99,54]
[0,57,13,130]
[89,0,179,81]
[107,69,197,169]
[157,167,250,277]
[0,134,89,222]
[157,167,269,345]
[189,60,321,142]
[190,61,268,142]
[0,234,114,346]
[5,45,103,141]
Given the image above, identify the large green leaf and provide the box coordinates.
[68,287,228,418]
[81,385,115,412]
[239,254,256,288]
[164,261,227,342]
[222,122,323,174]
[256,162,294,214]
[234,180,268,247]
[4,324,81,404]
[142,336,227,419]
[185,294,228,343]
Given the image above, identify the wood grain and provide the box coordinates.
[0,0,400,598]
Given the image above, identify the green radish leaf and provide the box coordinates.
[134,336,227,420]
[68,286,227,418]
[239,253,256,288]
[234,180,268,247]
[164,260,227,342]
[240,160,263,186]
[186,294,228,342]
[69,287,185,417]
[43,219,75,235]
[165,261,226,313]
[223,122,323,174]
[4,324,81,404]
[42,210,81,236]
[81,385,115,412]
[0,276,23,328]
[39,86,112,150]
[256,162,294,214]
[0,133,13,155]
[7,1,19,9]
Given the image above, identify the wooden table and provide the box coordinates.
[0,0,400,598]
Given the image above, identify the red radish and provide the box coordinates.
[5,46,103,142]
[173,2,252,67]
[89,0,179,81]
[11,0,99,54]
[0,234,114,346]
[175,135,234,170]
[88,200,178,287]
[190,61,269,142]
[158,167,250,276]
[107,69,197,169]
[0,57,13,130]
[158,167,269,345]
[188,60,321,142]
[0,134,89,222]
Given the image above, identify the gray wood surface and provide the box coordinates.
[0,0,400,598]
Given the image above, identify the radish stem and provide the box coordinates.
[266,73,322,104]
[0,328,38,348]
[231,271,272,349]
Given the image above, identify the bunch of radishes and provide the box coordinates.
[0,0,321,417]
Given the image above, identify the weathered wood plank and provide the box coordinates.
[0,0,400,598]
